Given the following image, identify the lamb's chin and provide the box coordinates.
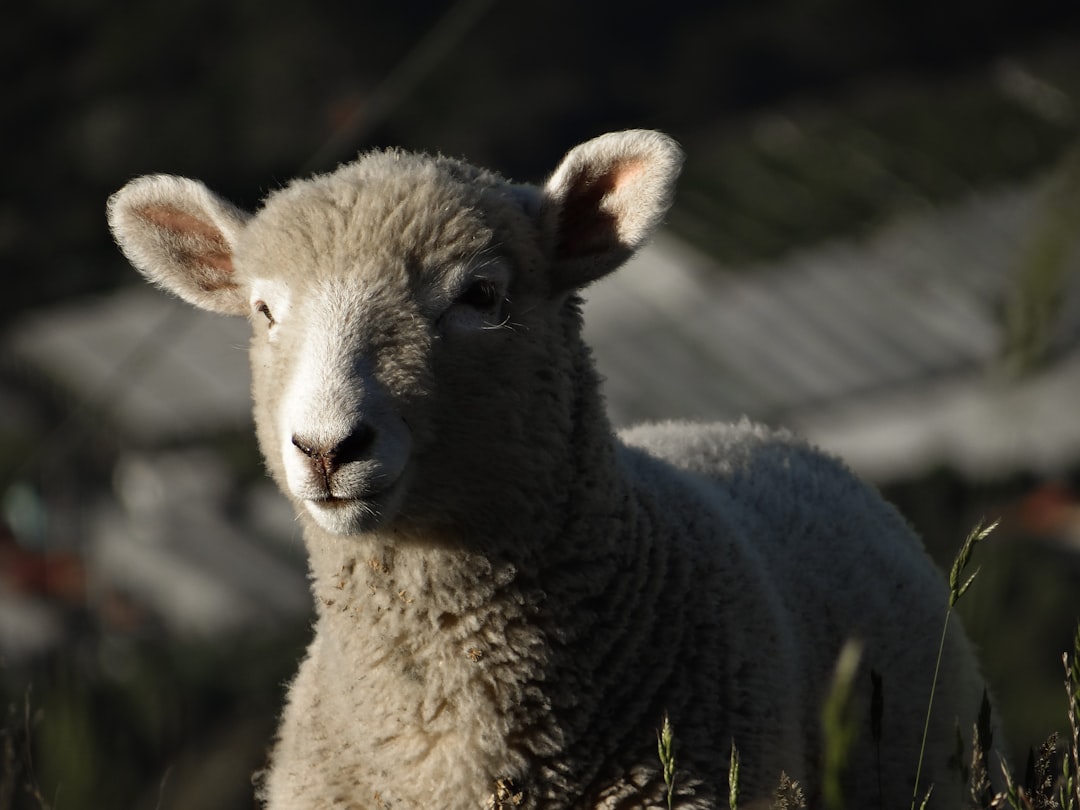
[303,490,400,535]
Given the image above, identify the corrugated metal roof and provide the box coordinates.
[7,287,253,443]
[792,355,1080,482]
[584,181,1080,480]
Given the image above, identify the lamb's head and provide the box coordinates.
[107,131,683,538]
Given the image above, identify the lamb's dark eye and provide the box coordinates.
[457,280,500,311]
[255,300,275,326]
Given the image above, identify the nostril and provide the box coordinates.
[291,426,375,471]
[335,423,376,465]
[292,435,319,459]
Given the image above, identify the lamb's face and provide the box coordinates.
[107,131,683,538]
[238,163,555,535]
[246,271,424,536]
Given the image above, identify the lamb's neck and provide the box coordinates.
[297,411,690,802]
[303,393,627,627]
[302,453,630,628]
[305,525,528,621]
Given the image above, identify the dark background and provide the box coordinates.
[3,2,1080,807]
[7,0,1079,315]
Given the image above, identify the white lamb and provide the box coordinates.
[107,130,1000,809]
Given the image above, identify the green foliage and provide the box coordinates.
[1059,623,1080,810]
[0,628,308,810]
[658,713,676,810]
[909,518,997,808]
[1003,142,1080,374]
[0,690,50,810]
[1030,733,1059,809]
[821,639,863,810]
[772,773,807,810]
[950,519,998,609]
[728,742,740,810]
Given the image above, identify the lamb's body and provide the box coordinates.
[268,420,986,809]
[108,131,998,809]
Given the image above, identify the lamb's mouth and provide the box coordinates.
[310,495,359,507]
[302,484,401,534]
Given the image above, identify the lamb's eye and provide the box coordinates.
[437,269,510,334]
[255,300,275,327]
[456,280,500,311]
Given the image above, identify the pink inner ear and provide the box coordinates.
[556,158,648,260]
[610,158,647,190]
[137,204,238,291]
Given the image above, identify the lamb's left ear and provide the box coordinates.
[542,130,684,291]
[107,175,251,316]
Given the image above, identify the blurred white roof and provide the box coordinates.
[8,286,253,442]
[584,182,1080,481]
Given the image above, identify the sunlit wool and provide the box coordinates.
[108,131,1000,809]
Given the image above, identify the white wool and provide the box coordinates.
[108,131,1002,809]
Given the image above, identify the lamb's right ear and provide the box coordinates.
[541,130,684,292]
[107,175,251,316]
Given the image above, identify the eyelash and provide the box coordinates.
[254,301,275,327]
[456,279,500,310]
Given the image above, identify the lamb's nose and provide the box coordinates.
[292,424,376,475]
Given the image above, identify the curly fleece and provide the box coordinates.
[107,131,998,809]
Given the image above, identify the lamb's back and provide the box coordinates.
[618,419,985,805]
[618,418,935,597]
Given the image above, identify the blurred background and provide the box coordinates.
[3,1,1080,807]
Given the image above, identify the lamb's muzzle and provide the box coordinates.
[291,424,377,484]
[284,409,412,534]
